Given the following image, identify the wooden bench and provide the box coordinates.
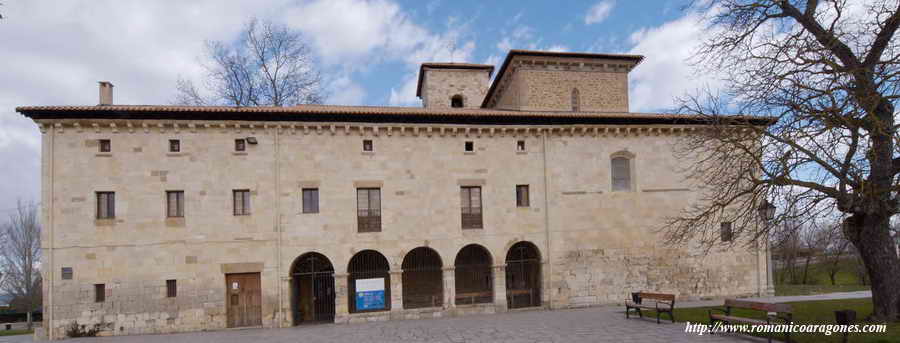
[708,299,793,343]
[625,292,675,324]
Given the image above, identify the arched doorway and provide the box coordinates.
[401,247,444,308]
[348,250,391,313]
[454,244,493,305]
[505,241,541,308]
[290,252,335,325]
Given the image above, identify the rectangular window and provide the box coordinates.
[166,280,177,298]
[233,190,251,216]
[721,222,733,242]
[166,191,185,217]
[357,188,381,232]
[61,267,73,280]
[461,186,483,229]
[465,141,474,152]
[516,140,526,152]
[235,139,246,152]
[362,139,374,152]
[96,192,115,219]
[302,188,319,214]
[169,139,180,152]
[516,185,530,207]
[99,139,111,152]
[94,284,105,303]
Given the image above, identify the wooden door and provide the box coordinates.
[226,273,262,328]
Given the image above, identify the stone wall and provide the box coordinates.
[420,68,491,108]
[39,121,767,338]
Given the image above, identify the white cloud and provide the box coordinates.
[584,0,615,25]
[626,11,724,112]
[326,75,367,106]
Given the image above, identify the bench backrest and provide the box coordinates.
[724,299,792,313]
[639,292,675,302]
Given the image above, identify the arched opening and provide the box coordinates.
[451,94,464,108]
[611,154,633,192]
[571,88,580,111]
[348,250,391,313]
[401,247,444,308]
[290,252,335,324]
[505,241,541,308]
[454,244,493,305]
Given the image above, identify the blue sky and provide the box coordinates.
[0,0,717,210]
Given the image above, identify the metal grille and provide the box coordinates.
[357,188,382,232]
[506,241,541,309]
[401,247,444,309]
[348,250,391,313]
[454,244,493,305]
[291,253,335,324]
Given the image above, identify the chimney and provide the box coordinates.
[98,81,114,105]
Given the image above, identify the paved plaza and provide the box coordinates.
[1,305,769,343]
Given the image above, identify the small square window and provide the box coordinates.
[721,222,733,242]
[99,139,111,152]
[169,139,180,153]
[302,188,319,214]
[95,284,106,303]
[166,280,177,298]
[61,267,73,280]
[516,140,526,152]
[235,139,246,152]
[363,139,374,152]
[465,141,474,152]
[516,185,530,207]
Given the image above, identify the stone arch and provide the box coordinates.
[505,241,542,308]
[401,247,444,308]
[290,252,335,325]
[347,250,391,313]
[454,244,494,305]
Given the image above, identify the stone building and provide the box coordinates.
[17,50,772,339]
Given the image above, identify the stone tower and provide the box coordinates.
[416,63,494,109]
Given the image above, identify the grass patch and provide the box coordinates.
[0,329,32,337]
[776,258,871,296]
[652,298,897,343]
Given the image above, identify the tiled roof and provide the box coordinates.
[15,104,771,126]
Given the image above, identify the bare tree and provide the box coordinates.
[665,0,900,321]
[0,201,42,329]
[819,221,852,285]
[174,18,324,106]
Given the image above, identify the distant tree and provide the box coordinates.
[819,222,852,286]
[664,0,900,321]
[174,18,324,106]
[0,201,42,329]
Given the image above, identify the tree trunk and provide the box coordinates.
[26,311,32,330]
[801,255,811,285]
[849,215,900,321]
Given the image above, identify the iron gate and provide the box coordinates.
[401,247,444,309]
[292,253,335,324]
[455,244,493,305]
[348,250,392,313]
[506,241,541,309]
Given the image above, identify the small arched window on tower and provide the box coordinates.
[571,88,580,111]
[451,95,464,108]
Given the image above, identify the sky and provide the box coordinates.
[0,0,720,213]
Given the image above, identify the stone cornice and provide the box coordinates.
[36,119,721,138]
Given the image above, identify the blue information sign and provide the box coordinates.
[355,278,386,310]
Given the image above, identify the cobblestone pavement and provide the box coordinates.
[15,306,767,343]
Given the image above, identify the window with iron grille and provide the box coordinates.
[235,139,246,152]
[96,192,115,219]
[233,189,251,216]
[611,156,632,191]
[95,284,106,303]
[721,222,733,242]
[169,139,180,153]
[166,280,177,298]
[362,139,374,152]
[302,188,319,213]
[516,140,526,152]
[464,141,474,152]
[166,191,184,217]
[357,188,381,232]
[571,88,580,111]
[516,185,530,207]
[61,267,73,280]
[461,186,483,229]
[99,139,111,152]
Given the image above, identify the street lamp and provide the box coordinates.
[758,199,776,296]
